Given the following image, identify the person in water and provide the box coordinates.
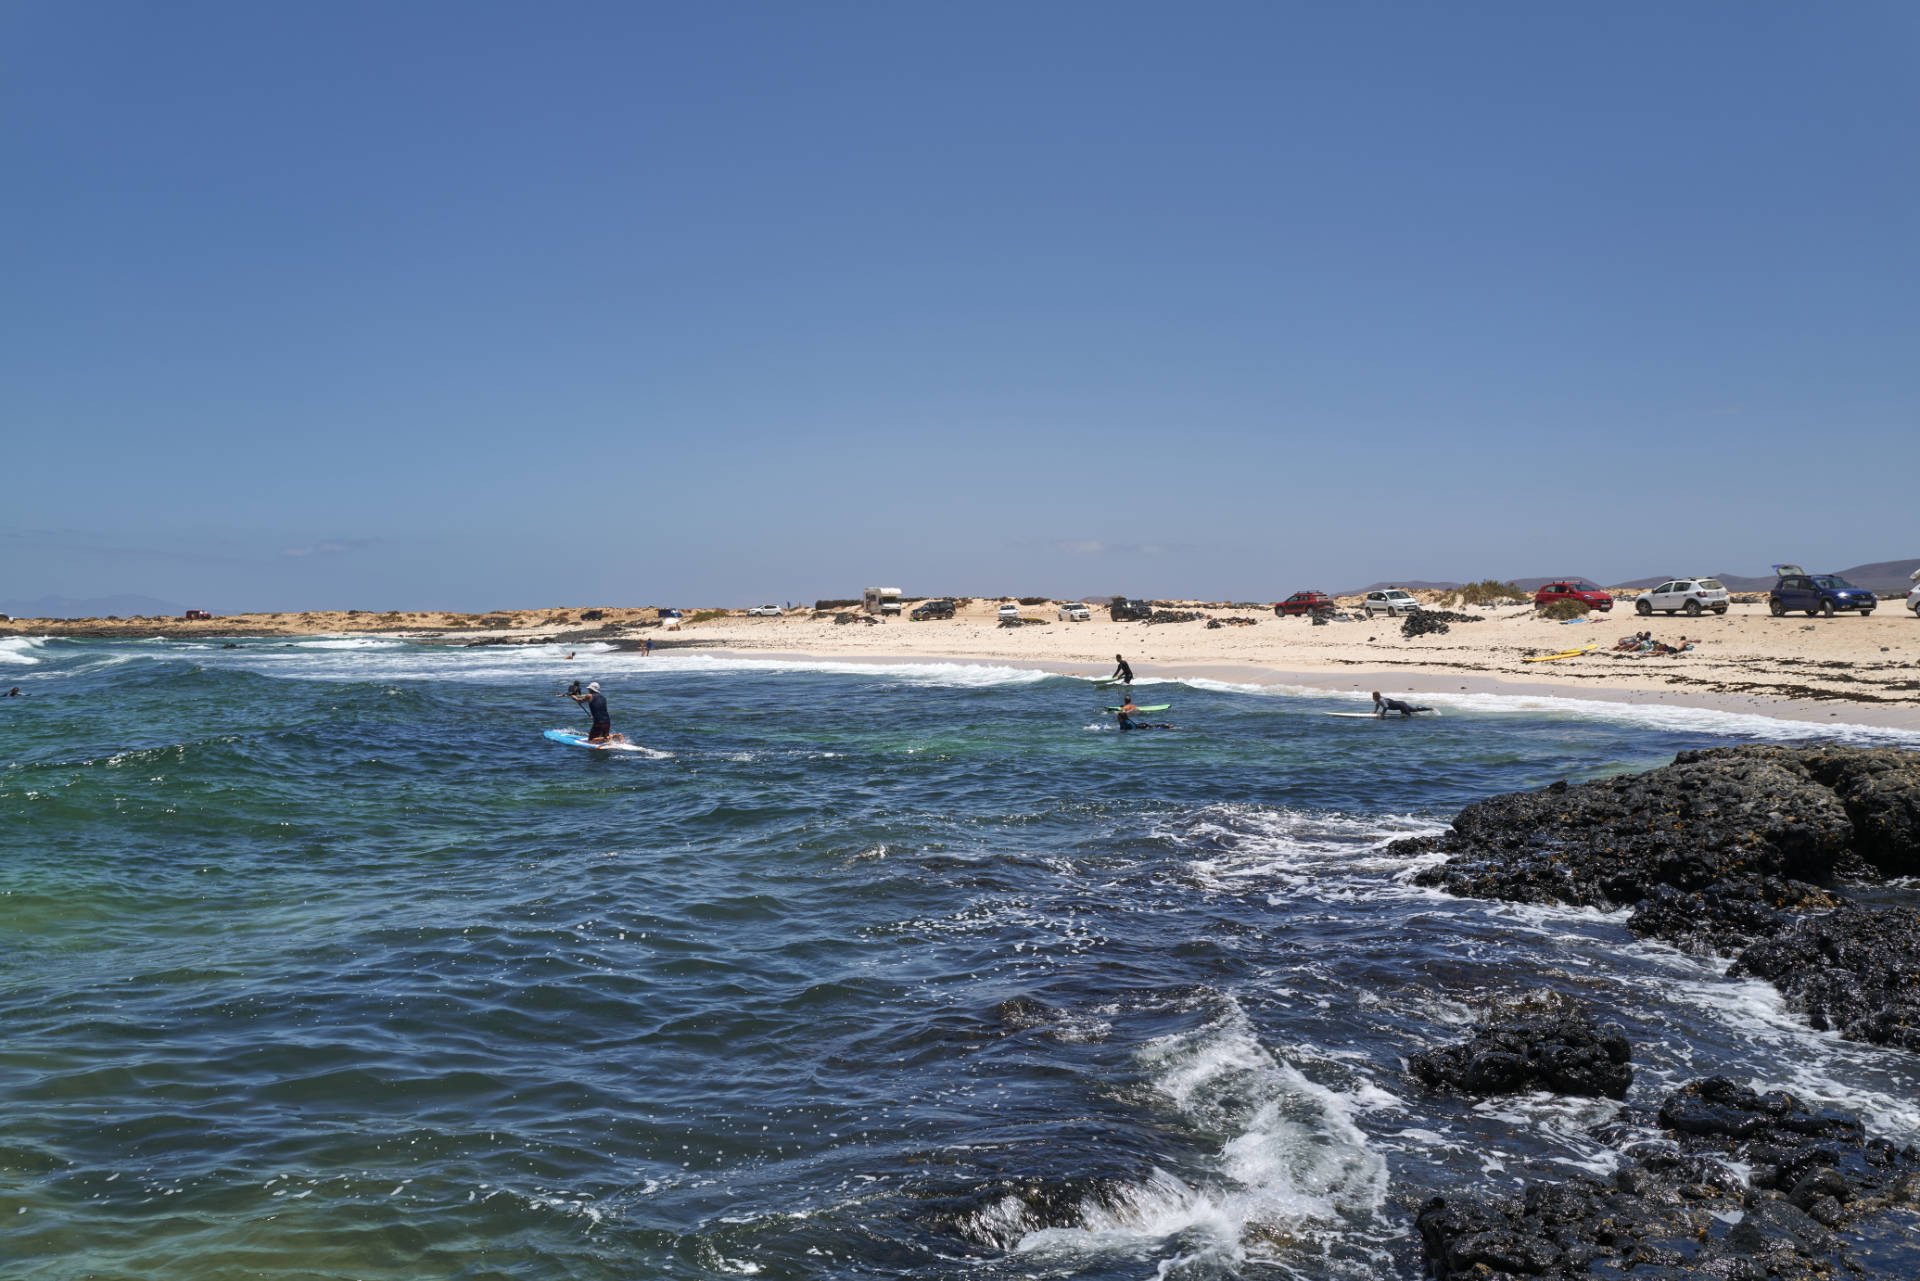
[5,687,19,697]
[1115,695,1171,732]
[1112,654,1134,685]
[1371,690,1431,718]
[569,681,624,743]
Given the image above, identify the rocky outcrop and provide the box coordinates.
[1730,905,1920,1052]
[1395,745,1920,1050]
[1418,1077,1920,1280]
[1410,998,1632,1100]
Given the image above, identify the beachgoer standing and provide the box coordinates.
[1112,654,1134,685]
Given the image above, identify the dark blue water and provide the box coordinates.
[3,636,1916,1279]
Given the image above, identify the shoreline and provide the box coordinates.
[700,648,1920,732]
[8,597,1917,733]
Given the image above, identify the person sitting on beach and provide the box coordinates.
[1112,654,1134,685]
[569,681,624,744]
[1371,690,1431,718]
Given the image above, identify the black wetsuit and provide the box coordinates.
[1113,660,1134,684]
[1377,698,1419,718]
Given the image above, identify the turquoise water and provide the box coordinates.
[3,636,1917,1279]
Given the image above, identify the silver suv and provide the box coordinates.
[1634,578,1729,617]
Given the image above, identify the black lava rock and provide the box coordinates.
[1393,746,1920,1050]
[1729,905,1920,1052]
[1411,1000,1633,1100]
[1417,1076,1920,1281]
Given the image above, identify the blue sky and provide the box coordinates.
[4,2,1915,611]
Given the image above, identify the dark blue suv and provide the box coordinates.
[1769,564,1876,617]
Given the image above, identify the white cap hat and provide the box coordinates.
[587,682,600,692]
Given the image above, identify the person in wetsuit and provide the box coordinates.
[1112,654,1134,685]
[570,680,622,742]
[1371,690,1431,718]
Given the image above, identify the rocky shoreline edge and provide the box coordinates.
[1391,744,1920,1277]
[929,746,1920,1276]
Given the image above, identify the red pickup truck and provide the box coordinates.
[183,609,213,620]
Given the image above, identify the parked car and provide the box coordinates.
[1361,589,1421,619]
[996,603,1022,624]
[1057,602,1091,621]
[1908,581,1920,618]
[1634,578,1729,617]
[657,608,682,619]
[1109,597,1153,621]
[1534,581,1613,612]
[746,604,784,617]
[910,598,955,620]
[1768,565,1875,617]
[183,609,212,620]
[1275,591,1334,617]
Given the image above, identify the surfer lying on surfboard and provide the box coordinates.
[565,680,626,744]
[1371,691,1433,719]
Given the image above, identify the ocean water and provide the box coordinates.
[3,635,1917,1280]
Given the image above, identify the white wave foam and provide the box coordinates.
[1019,995,1387,1268]
[636,653,1054,688]
[1157,804,1449,896]
[1136,674,1920,746]
[0,636,47,665]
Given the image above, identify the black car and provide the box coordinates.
[1109,597,1153,621]
[910,599,956,620]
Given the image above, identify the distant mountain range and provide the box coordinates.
[1351,559,1918,597]
[0,593,189,620]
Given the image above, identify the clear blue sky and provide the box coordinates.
[4,2,1915,611]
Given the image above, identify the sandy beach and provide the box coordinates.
[9,595,1917,730]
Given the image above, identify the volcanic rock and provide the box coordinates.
[1410,1000,1632,1100]
[1729,905,1920,1052]
[1417,1077,1920,1280]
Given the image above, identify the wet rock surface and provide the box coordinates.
[1418,1077,1920,1280]
[1395,745,1920,1050]
[1410,1001,1633,1100]
[1730,905,1920,1052]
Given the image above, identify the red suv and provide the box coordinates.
[1275,591,1335,616]
[1533,581,1613,612]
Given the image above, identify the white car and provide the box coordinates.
[996,603,1021,622]
[1362,589,1421,618]
[1907,583,1920,618]
[1057,602,1091,621]
[1634,579,1729,617]
[746,604,784,617]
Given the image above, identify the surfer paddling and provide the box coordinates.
[1371,690,1432,719]
[567,680,625,743]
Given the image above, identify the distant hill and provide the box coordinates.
[0,593,188,620]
